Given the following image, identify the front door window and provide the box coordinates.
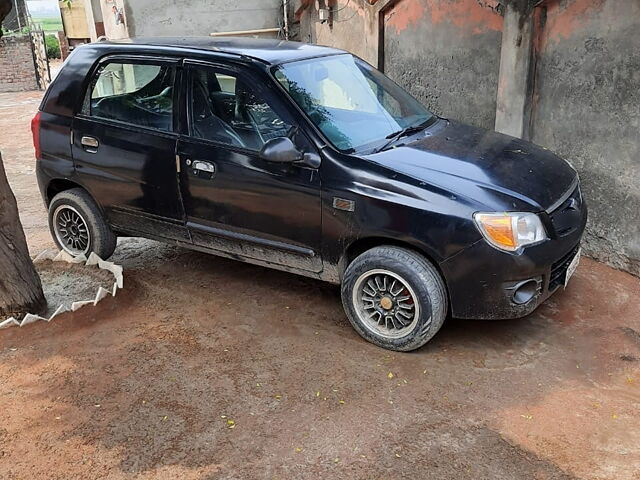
[189,67,293,151]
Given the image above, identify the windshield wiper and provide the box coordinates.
[376,123,428,153]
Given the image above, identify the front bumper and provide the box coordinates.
[441,186,587,320]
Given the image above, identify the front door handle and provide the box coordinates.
[191,160,216,174]
[81,136,99,153]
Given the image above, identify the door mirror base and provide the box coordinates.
[294,152,321,169]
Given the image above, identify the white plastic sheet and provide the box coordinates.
[0,250,123,329]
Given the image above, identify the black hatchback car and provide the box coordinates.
[33,37,586,351]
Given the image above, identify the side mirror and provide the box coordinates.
[259,137,303,163]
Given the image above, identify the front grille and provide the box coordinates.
[549,245,580,291]
[549,184,583,237]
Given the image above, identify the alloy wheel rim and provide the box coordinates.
[352,269,420,339]
[53,205,90,256]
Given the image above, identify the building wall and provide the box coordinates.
[58,0,91,40]
[298,0,377,65]
[90,0,104,23]
[0,36,38,93]
[531,0,640,276]
[89,0,105,38]
[122,0,284,38]
[298,0,503,128]
[383,0,503,129]
[295,0,639,276]
[101,0,128,40]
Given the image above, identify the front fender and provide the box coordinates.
[318,153,483,280]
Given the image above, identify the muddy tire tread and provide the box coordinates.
[341,245,447,352]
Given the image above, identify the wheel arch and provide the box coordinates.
[46,178,96,208]
[340,236,451,304]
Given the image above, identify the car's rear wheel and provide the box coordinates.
[48,188,116,259]
[341,246,447,351]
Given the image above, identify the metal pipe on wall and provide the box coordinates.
[13,0,21,30]
[283,0,289,40]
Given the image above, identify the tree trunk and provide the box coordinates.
[1,0,27,33]
[0,152,46,318]
[0,0,13,38]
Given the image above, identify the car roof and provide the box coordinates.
[103,36,347,65]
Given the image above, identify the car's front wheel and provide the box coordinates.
[341,246,448,351]
[48,188,117,259]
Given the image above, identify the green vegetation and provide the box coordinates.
[31,17,63,33]
[2,25,32,36]
[45,34,61,59]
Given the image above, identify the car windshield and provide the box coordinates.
[274,54,435,153]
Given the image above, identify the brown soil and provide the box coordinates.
[0,91,639,480]
[36,260,116,317]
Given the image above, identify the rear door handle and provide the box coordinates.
[81,136,99,153]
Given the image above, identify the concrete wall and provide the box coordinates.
[101,0,128,40]
[298,0,378,65]
[531,0,640,276]
[298,0,503,128]
[0,36,38,93]
[57,0,103,42]
[88,0,105,38]
[123,0,284,38]
[383,0,503,129]
[295,0,639,276]
[58,0,91,40]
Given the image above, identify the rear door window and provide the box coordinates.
[84,61,176,132]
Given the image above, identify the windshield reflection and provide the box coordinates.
[274,54,435,153]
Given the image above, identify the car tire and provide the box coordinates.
[341,246,448,352]
[48,188,117,260]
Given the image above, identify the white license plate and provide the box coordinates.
[564,248,581,288]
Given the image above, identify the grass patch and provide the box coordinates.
[31,17,63,33]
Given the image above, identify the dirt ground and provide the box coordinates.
[0,91,639,480]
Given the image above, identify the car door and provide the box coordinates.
[72,55,188,242]
[176,60,322,272]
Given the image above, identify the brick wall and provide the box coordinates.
[0,35,39,93]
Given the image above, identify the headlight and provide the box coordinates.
[473,212,548,252]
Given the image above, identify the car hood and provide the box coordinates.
[364,119,577,212]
